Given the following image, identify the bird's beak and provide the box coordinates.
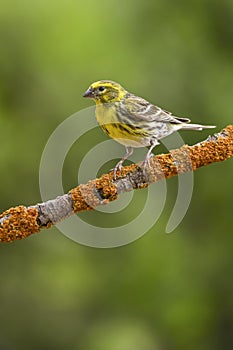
[83,88,94,98]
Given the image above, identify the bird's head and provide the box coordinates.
[83,80,127,104]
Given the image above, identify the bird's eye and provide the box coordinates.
[98,86,105,92]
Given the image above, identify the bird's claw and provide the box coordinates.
[113,161,123,180]
[141,156,152,177]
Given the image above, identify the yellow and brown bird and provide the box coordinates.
[83,80,215,178]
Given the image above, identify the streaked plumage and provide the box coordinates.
[83,80,215,178]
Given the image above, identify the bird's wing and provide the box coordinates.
[122,94,190,124]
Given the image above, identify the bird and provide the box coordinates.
[83,80,215,179]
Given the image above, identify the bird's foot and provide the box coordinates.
[141,155,153,177]
[111,147,134,180]
[113,160,123,180]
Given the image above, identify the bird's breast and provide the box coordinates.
[95,104,117,125]
[95,104,147,147]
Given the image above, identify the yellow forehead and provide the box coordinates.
[91,80,122,89]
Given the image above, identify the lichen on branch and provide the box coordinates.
[0,125,232,243]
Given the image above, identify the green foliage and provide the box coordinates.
[0,1,232,349]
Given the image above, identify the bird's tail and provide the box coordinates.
[180,123,216,131]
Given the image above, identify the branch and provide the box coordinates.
[0,125,232,243]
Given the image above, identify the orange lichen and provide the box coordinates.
[0,206,39,242]
[70,174,118,213]
[0,125,232,243]
[95,173,118,201]
[70,182,95,212]
[187,125,233,170]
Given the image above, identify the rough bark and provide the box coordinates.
[0,125,232,243]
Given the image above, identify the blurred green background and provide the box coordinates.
[0,0,232,349]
